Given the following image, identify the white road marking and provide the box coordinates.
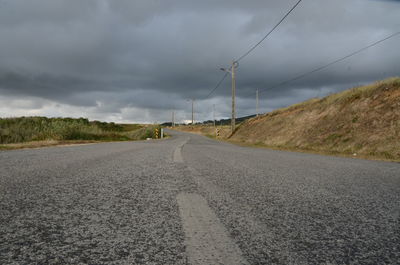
[173,137,189,163]
[173,146,184,163]
[177,193,249,265]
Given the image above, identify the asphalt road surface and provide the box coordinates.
[1,129,399,265]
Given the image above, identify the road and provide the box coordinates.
[1,129,399,265]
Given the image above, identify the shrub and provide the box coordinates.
[0,117,147,144]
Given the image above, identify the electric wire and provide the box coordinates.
[257,31,400,95]
[204,72,229,99]
[236,0,303,62]
[204,0,303,100]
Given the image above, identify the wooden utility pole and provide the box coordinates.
[172,110,175,127]
[256,89,259,117]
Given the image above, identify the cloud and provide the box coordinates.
[0,0,399,122]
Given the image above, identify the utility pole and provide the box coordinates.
[186,98,195,126]
[256,89,259,117]
[191,99,194,126]
[172,110,175,127]
[220,61,238,134]
[213,104,216,128]
[231,61,236,133]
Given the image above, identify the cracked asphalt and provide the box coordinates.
[1,129,399,264]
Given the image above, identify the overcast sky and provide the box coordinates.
[0,0,399,123]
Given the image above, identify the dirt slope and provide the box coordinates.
[231,77,400,161]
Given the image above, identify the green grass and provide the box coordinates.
[0,117,160,145]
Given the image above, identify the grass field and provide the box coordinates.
[0,117,161,150]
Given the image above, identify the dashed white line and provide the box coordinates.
[174,147,184,163]
[173,137,189,163]
[177,193,249,265]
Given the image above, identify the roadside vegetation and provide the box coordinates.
[175,125,232,139]
[0,117,161,150]
[174,77,400,162]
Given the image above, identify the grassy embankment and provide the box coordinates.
[176,77,400,161]
[0,117,161,150]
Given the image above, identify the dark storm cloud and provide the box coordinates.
[0,0,399,122]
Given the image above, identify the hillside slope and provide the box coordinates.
[231,77,400,161]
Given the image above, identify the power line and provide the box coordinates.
[204,71,229,99]
[236,0,303,62]
[257,31,400,95]
[203,0,302,100]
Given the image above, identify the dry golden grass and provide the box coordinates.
[231,77,400,161]
[173,78,400,162]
